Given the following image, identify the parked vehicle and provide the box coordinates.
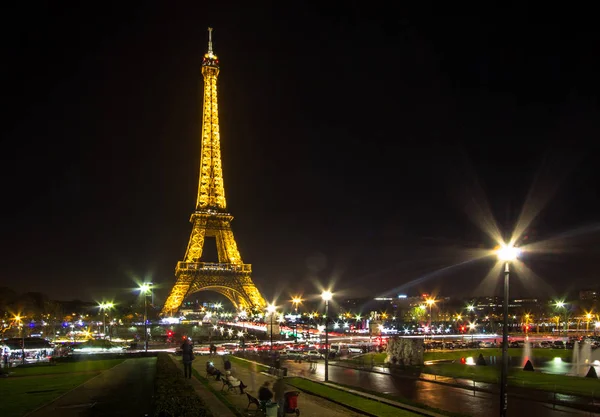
[304,350,322,359]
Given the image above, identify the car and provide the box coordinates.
[304,350,322,359]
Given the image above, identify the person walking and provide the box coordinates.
[273,377,286,417]
[181,338,194,379]
[223,356,232,372]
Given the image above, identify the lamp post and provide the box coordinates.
[98,302,114,339]
[139,283,151,353]
[239,309,247,352]
[292,297,302,343]
[586,313,592,335]
[321,290,333,382]
[426,298,436,339]
[15,315,24,364]
[497,244,520,417]
[266,304,276,354]
[555,301,566,337]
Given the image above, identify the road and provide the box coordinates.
[283,360,599,417]
[26,357,156,417]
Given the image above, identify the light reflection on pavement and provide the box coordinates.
[283,360,599,417]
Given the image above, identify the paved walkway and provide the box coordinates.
[189,354,366,417]
[26,357,156,417]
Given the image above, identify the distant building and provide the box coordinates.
[579,289,598,301]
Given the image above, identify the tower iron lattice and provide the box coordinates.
[162,28,266,316]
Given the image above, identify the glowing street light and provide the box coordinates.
[138,283,152,353]
[14,315,25,364]
[291,296,303,343]
[239,308,247,351]
[586,313,593,334]
[321,290,333,382]
[98,302,114,339]
[266,304,277,354]
[496,243,520,417]
[554,300,567,336]
[425,299,436,338]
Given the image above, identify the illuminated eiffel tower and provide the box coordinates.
[162,28,266,316]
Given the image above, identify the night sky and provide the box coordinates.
[2,3,599,304]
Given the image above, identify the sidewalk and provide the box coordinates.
[189,354,365,417]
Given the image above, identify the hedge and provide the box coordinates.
[153,353,212,417]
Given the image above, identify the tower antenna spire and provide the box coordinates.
[208,27,214,56]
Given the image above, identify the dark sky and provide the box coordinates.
[2,2,599,305]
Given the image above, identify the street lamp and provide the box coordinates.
[554,301,566,336]
[139,283,151,353]
[292,296,303,343]
[266,304,276,354]
[98,302,114,339]
[14,315,24,364]
[586,313,592,335]
[426,298,436,339]
[239,309,247,352]
[321,290,333,382]
[496,243,520,417]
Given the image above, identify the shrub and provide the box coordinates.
[153,353,212,417]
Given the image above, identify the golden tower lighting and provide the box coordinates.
[162,28,266,315]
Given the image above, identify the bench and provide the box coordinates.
[246,392,261,411]
[220,376,238,393]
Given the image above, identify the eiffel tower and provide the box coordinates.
[162,28,266,316]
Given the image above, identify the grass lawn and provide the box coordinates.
[342,348,573,366]
[286,377,421,417]
[426,363,600,397]
[228,356,269,373]
[0,373,93,417]
[341,351,598,397]
[424,348,572,361]
[7,358,125,377]
[0,359,125,417]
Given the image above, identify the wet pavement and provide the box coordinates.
[282,360,600,417]
[26,357,156,417]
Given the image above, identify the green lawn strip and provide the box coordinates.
[228,356,269,373]
[0,373,97,417]
[330,381,465,417]
[192,367,243,417]
[339,352,387,366]
[426,363,600,397]
[423,348,571,361]
[9,358,125,377]
[285,377,420,417]
[343,349,572,366]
